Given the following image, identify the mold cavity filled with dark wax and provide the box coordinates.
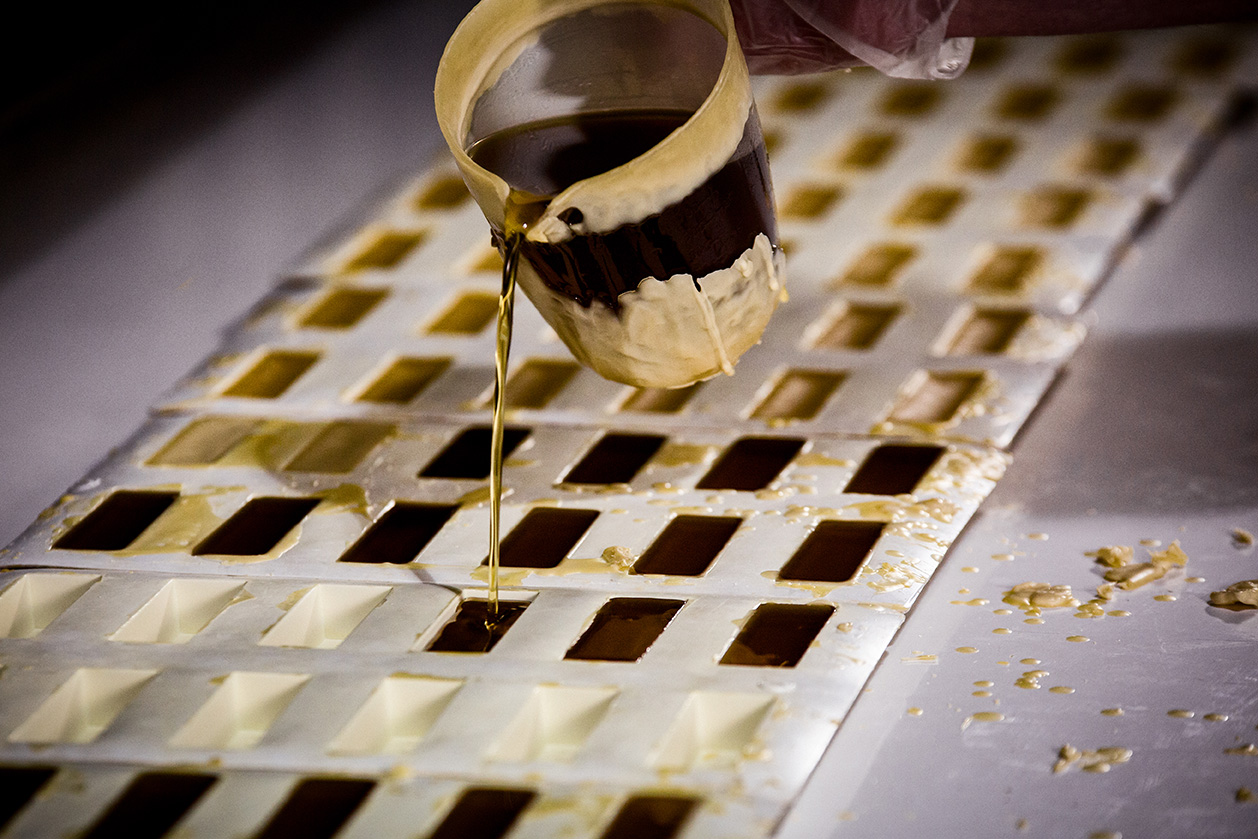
[467,109,777,310]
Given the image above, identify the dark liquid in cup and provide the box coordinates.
[467,108,777,310]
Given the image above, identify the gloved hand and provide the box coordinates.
[729,0,973,78]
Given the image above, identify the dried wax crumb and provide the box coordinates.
[1004,581,1079,612]
[1054,744,1132,774]
[600,545,636,570]
[1209,580,1258,610]
[1087,545,1134,568]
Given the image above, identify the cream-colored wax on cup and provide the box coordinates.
[435,0,784,388]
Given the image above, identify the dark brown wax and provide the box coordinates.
[468,108,777,311]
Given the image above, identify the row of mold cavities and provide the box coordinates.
[3,569,844,666]
[810,130,1145,180]
[51,438,947,560]
[322,185,1097,290]
[144,419,946,487]
[42,487,904,580]
[5,612,833,761]
[776,181,1101,228]
[272,240,1058,338]
[210,341,1012,425]
[0,766,712,839]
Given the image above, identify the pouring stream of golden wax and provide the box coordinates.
[487,192,548,625]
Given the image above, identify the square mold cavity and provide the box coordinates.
[258,584,391,649]
[328,676,462,755]
[0,572,99,638]
[110,578,248,644]
[653,692,775,771]
[250,777,377,839]
[487,685,618,763]
[79,772,217,839]
[9,668,157,745]
[168,672,310,750]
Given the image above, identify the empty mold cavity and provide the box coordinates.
[341,230,425,272]
[220,350,319,399]
[837,243,916,287]
[495,508,600,569]
[836,132,898,169]
[9,668,156,744]
[994,84,1060,121]
[282,421,394,473]
[719,603,834,667]
[355,356,451,404]
[599,795,698,839]
[968,245,1042,293]
[634,515,741,577]
[110,578,247,644]
[329,676,461,755]
[426,787,535,839]
[192,496,319,556]
[564,598,683,662]
[1077,136,1140,176]
[890,371,984,424]
[169,672,309,750]
[253,778,376,839]
[946,308,1030,355]
[654,692,774,770]
[426,290,499,334]
[880,83,941,116]
[780,520,885,583]
[499,359,580,409]
[416,174,472,209]
[956,135,1018,173]
[845,445,943,495]
[779,184,842,220]
[618,382,702,413]
[812,303,899,350]
[298,287,388,329]
[1106,83,1176,122]
[0,572,99,638]
[259,584,391,649]
[420,426,530,480]
[0,766,56,830]
[53,490,177,552]
[424,599,528,653]
[563,433,665,485]
[750,370,844,421]
[338,503,458,564]
[1054,36,1123,74]
[893,186,966,225]
[81,772,216,839]
[771,80,830,112]
[489,685,618,762]
[148,416,260,466]
[1171,36,1239,78]
[1021,186,1092,229]
[695,437,803,491]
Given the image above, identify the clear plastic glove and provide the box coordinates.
[730,0,973,78]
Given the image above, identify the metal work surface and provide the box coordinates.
[1,3,1256,837]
